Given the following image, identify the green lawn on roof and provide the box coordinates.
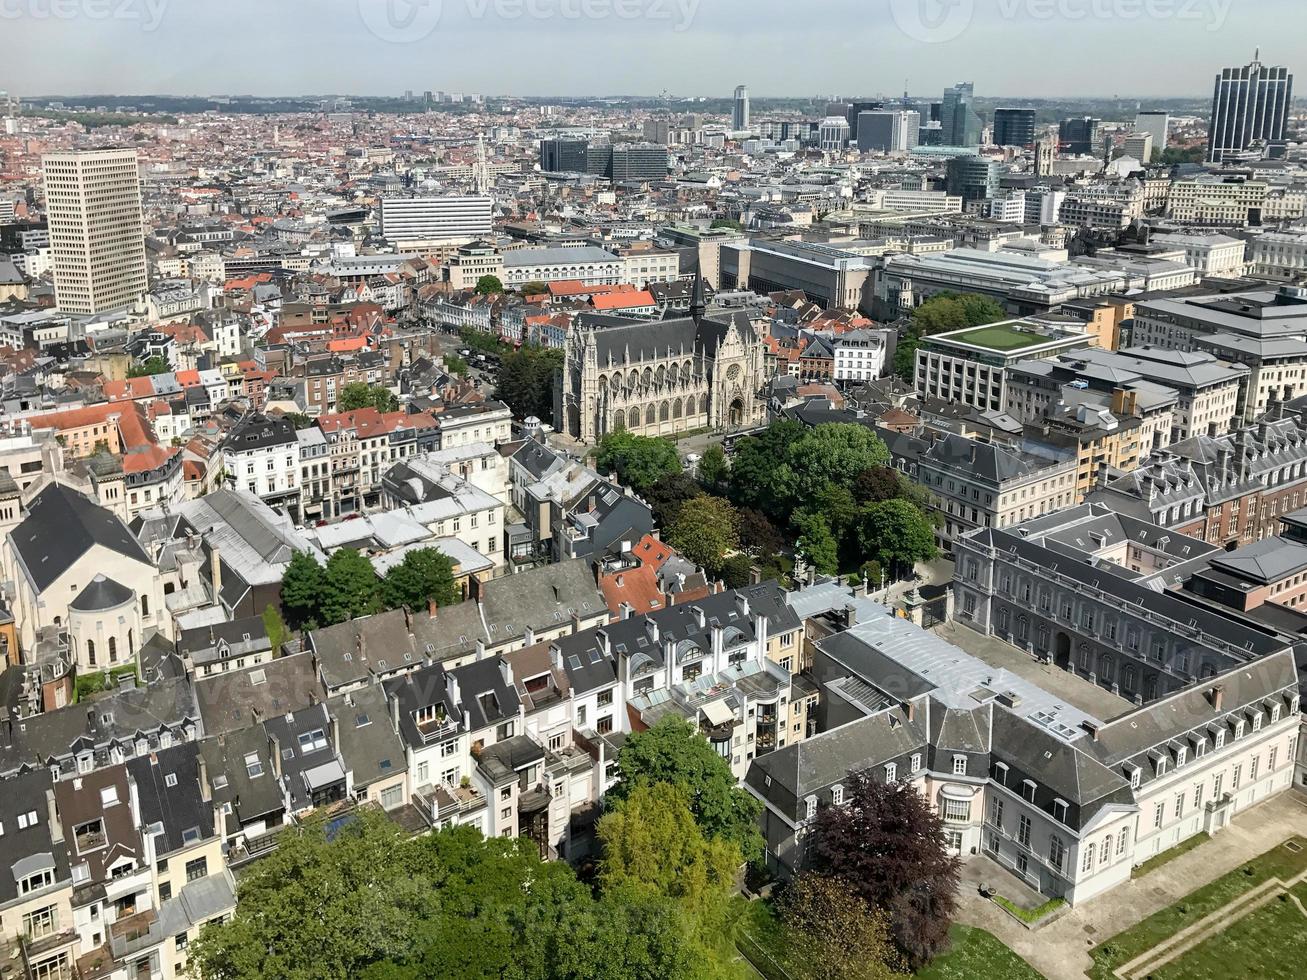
[951,325,1045,351]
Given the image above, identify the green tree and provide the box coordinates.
[337,382,399,413]
[776,874,906,980]
[697,444,729,492]
[595,431,682,492]
[381,548,458,612]
[608,717,763,865]
[187,810,438,980]
[794,510,839,576]
[280,551,327,630]
[520,280,550,296]
[474,274,504,295]
[128,355,171,378]
[320,548,383,625]
[783,424,890,503]
[859,498,938,577]
[262,604,289,655]
[667,496,740,574]
[718,554,754,589]
[497,346,562,423]
[710,218,744,232]
[598,782,742,957]
[727,419,804,518]
[444,354,469,377]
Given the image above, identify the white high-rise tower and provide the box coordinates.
[42,148,147,315]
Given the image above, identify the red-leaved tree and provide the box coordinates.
[807,769,960,969]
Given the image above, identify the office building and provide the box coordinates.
[42,148,147,315]
[945,156,999,205]
[732,84,750,131]
[1059,116,1101,156]
[1123,132,1154,163]
[378,195,493,249]
[913,318,1095,413]
[856,110,920,153]
[844,100,883,139]
[539,140,668,180]
[539,138,590,173]
[941,82,982,147]
[818,116,851,151]
[1207,54,1294,162]
[1135,110,1170,155]
[992,107,1036,147]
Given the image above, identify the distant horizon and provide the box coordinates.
[2,0,1301,101]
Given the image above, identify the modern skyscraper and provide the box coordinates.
[941,83,981,147]
[42,148,147,315]
[856,111,921,153]
[732,85,750,131]
[946,157,999,205]
[379,195,493,249]
[1059,116,1101,156]
[992,108,1036,147]
[1135,110,1170,157]
[1207,53,1294,162]
[845,100,884,140]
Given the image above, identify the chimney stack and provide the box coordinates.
[1211,685,1225,712]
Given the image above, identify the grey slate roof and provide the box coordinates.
[13,484,152,593]
[70,574,135,611]
[479,558,604,645]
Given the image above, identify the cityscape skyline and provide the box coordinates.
[2,0,1304,99]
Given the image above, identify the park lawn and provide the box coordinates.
[1088,836,1307,980]
[1131,832,1211,879]
[916,925,1045,980]
[951,325,1044,352]
[1148,879,1307,980]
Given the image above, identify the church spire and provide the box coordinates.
[689,260,706,324]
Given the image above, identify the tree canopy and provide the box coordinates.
[607,716,763,865]
[641,472,704,528]
[809,770,960,970]
[474,274,504,295]
[858,499,938,577]
[497,346,562,424]
[666,496,740,574]
[380,547,458,612]
[595,431,682,492]
[280,551,327,630]
[338,382,399,413]
[320,548,384,625]
[775,874,906,980]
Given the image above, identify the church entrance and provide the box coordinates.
[728,397,745,428]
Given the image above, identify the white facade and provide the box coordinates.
[42,148,148,315]
[379,195,493,249]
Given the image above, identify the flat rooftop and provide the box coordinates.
[950,323,1051,352]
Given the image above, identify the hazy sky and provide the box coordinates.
[2,0,1302,99]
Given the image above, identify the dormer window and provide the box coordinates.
[910,753,922,774]
[1216,729,1226,748]
[952,755,967,776]
[1052,798,1069,824]
[1253,712,1263,732]
[1022,779,1037,803]
[1155,758,1168,777]
[1127,765,1142,790]
[832,784,845,806]
[1235,720,1246,739]
[805,795,817,821]
[885,763,897,783]
[1272,704,1282,723]
[1176,747,1187,768]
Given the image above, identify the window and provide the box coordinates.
[1193,783,1204,810]
[1052,799,1069,824]
[1174,793,1184,820]
[989,796,1005,830]
[1213,772,1224,798]
[1251,756,1260,781]
[805,796,817,821]
[1232,764,1243,790]
[1082,842,1095,873]
[1129,766,1141,790]
[100,786,119,807]
[22,906,57,940]
[943,799,970,824]
[440,739,458,757]
[884,763,897,783]
[298,729,328,754]
[1270,747,1279,770]
[1022,779,1037,803]
[1017,814,1031,847]
[910,753,922,774]
[19,869,53,895]
[1049,835,1065,872]
[952,755,967,776]
[831,784,844,806]
[185,857,207,883]
[1116,829,1128,856]
[1154,802,1164,829]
